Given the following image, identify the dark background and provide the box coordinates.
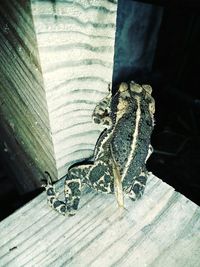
[113,0,200,206]
[0,0,200,220]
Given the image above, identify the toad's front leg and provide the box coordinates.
[92,84,112,126]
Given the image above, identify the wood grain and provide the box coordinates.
[31,0,118,178]
[0,173,199,266]
[0,0,57,192]
[0,0,117,191]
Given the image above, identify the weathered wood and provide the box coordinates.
[31,0,118,178]
[0,174,199,266]
[0,0,57,192]
[0,0,118,192]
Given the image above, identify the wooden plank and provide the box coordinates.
[0,174,199,266]
[0,0,118,192]
[31,0,118,178]
[0,0,57,192]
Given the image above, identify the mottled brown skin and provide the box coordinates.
[43,81,155,216]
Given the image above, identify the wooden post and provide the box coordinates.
[0,0,118,192]
[0,0,57,193]
[31,0,118,178]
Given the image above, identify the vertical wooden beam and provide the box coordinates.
[0,0,118,192]
[0,0,57,193]
[31,0,118,178]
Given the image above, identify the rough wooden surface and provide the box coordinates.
[0,0,56,192]
[0,173,200,267]
[31,0,118,178]
[0,0,117,191]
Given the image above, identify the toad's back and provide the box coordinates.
[110,82,155,186]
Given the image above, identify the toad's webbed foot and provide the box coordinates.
[43,172,79,216]
[124,172,147,201]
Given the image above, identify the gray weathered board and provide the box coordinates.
[0,0,56,192]
[31,0,118,178]
[0,173,200,267]
[0,0,117,193]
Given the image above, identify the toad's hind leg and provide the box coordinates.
[44,165,92,216]
[44,162,114,216]
[64,162,114,215]
[84,161,114,194]
[125,172,148,201]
